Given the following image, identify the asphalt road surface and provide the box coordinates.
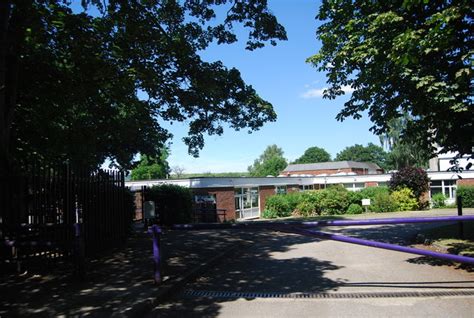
[151,211,474,317]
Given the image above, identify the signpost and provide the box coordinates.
[362,199,371,213]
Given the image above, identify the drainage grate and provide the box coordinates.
[183,289,474,299]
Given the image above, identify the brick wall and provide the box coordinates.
[259,186,276,212]
[364,182,379,187]
[134,191,143,221]
[192,187,236,221]
[458,179,474,186]
[286,184,300,193]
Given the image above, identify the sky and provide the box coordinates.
[163,0,380,173]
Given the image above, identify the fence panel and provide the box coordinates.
[1,164,130,272]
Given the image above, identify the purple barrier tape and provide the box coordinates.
[148,225,162,284]
[172,215,474,231]
[287,228,474,265]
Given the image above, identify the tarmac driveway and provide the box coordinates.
[152,214,474,317]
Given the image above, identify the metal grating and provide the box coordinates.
[183,289,474,299]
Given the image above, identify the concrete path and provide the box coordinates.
[152,210,474,317]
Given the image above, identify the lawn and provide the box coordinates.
[421,221,474,257]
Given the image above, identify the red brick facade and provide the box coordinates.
[286,184,300,193]
[364,182,379,187]
[259,186,276,212]
[458,179,474,186]
[192,187,236,222]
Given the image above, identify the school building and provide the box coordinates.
[126,160,474,222]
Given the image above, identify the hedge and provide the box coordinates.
[145,184,193,225]
[262,185,422,218]
[457,186,474,208]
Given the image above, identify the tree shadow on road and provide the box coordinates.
[151,230,343,317]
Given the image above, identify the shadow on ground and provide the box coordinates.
[0,227,245,316]
[151,231,342,317]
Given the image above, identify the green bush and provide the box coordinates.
[371,191,397,213]
[319,185,350,215]
[431,193,447,208]
[264,195,292,218]
[295,201,318,217]
[391,187,418,211]
[457,186,474,208]
[347,190,364,206]
[346,203,363,214]
[145,184,193,225]
[359,186,390,202]
[292,191,322,217]
[285,191,304,212]
[262,209,281,219]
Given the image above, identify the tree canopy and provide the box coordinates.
[335,143,388,170]
[0,0,287,172]
[379,115,430,170]
[248,144,287,177]
[293,146,331,164]
[309,0,473,161]
[130,150,170,181]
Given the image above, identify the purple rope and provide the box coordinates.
[287,228,474,265]
[171,215,474,230]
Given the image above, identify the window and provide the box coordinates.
[275,185,287,195]
[299,185,314,191]
[430,180,457,199]
[234,187,260,219]
[343,183,365,191]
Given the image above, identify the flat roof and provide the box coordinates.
[125,170,474,190]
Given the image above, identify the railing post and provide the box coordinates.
[149,224,162,284]
[73,223,86,279]
[457,196,464,239]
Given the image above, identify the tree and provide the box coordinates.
[0,1,287,173]
[380,116,430,170]
[293,146,331,164]
[335,143,388,170]
[309,1,473,162]
[130,150,170,181]
[171,165,186,179]
[248,144,287,177]
[389,166,430,206]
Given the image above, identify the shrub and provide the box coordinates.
[389,166,429,199]
[371,191,397,213]
[145,184,193,225]
[391,187,418,211]
[347,190,364,206]
[293,191,323,217]
[262,209,281,219]
[457,186,474,208]
[264,195,292,218]
[294,201,318,217]
[285,191,304,212]
[319,186,350,215]
[359,186,390,202]
[346,203,363,214]
[431,193,447,208]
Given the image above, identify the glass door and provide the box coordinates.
[235,187,259,219]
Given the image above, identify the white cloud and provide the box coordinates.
[301,88,326,99]
[300,85,354,99]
